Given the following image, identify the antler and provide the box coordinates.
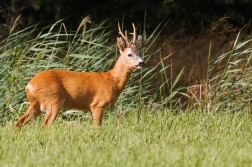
[118,22,140,48]
[130,23,136,45]
[118,22,130,47]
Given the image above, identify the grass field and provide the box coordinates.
[1,110,252,167]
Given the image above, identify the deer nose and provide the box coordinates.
[139,61,145,67]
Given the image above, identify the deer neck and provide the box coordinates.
[109,56,133,93]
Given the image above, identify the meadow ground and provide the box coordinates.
[1,110,252,167]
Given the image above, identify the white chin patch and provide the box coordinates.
[136,66,142,69]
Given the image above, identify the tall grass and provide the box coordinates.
[187,30,252,113]
[1,14,252,122]
[208,33,252,112]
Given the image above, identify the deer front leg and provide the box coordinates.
[91,107,105,126]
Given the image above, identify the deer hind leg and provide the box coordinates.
[14,102,41,127]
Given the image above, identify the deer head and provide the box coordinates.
[117,23,144,70]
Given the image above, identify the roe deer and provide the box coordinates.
[14,23,144,128]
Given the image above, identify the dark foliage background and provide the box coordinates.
[1,0,252,34]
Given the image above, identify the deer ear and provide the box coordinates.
[135,35,142,49]
[117,37,126,53]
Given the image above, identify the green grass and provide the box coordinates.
[1,110,252,167]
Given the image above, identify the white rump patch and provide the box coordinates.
[26,83,34,92]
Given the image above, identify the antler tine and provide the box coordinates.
[125,30,128,39]
[118,22,130,47]
[131,23,136,45]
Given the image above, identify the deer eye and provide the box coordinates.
[128,54,132,57]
